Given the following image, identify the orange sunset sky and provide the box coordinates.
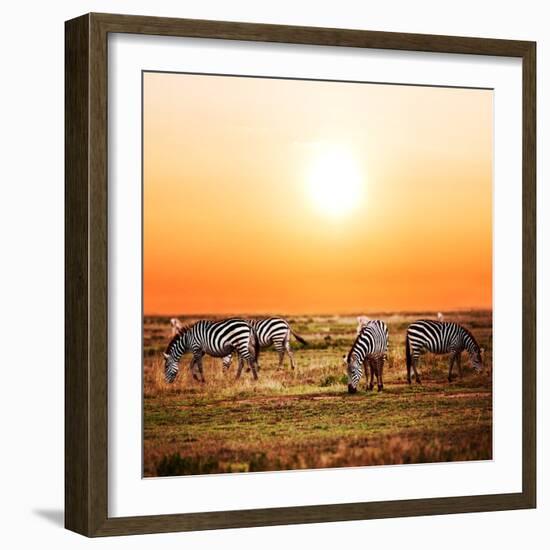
[143,72,492,315]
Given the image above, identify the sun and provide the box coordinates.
[306,146,364,218]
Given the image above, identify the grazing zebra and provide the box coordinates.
[222,317,308,371]
[405,320,484,384]
[345,319,388,394]
[163,318,259,383]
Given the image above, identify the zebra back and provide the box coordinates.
[407,320,480,355]
[166,318,253,358]
[249,317,290,347]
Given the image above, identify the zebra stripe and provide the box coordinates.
[163,318,259,383]
[405,320,483,384]
[223,317,307,371]
[346,319,388,393]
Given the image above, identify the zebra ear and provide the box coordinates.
[170,317,183,336]
[480,347,485,355]
[163,352,170,360]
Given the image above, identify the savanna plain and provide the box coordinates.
[143,310,492,477]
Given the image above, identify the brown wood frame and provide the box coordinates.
[65,12,536,537]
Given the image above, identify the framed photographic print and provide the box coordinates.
[65,13,536,537]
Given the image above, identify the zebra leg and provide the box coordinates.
[246,332,260,372]
[245,359,260,373]
[277,349,285,369]
[248,340,260,380]
[281,332,297,370]
[189,357,200,382]
[274,341,285,369]
[372,359,381,391]
[222,354,232,371]
[367,360,374,391]
[254,342,262,379]
[247,333,260,372]
[285,340,297,370]
[457,352,463,379]
[236,356,245,379]
[248,356,259,380]
[448,352,457,382]
[195,355,206,383]
[235,350,255,379]
[407,356,412,385]
[411,357,422,384]
[238,354,245,374]
[378,356,384,391]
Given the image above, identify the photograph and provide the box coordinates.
[142,71,493,477]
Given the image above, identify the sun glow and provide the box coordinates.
[307,146,364,218]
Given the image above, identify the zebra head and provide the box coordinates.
[470,347,485,372]
[163,323,190,383]
[163,351,180,383]
[346,354,362,394]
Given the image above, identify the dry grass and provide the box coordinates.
[143,310,493,476]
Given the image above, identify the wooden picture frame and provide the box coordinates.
[65,12,536,537]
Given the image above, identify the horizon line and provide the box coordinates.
[144,307,493,318]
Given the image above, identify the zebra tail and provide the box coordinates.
[405,331,411,371]
[291,330,308,346]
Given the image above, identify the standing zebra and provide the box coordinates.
[345,319,388,394]
[222,317,307,371]
[405,320,484,384]
[163,318,259,383]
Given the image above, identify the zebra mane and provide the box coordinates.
[165,323,193,353]
[461,325,481,352]
[347,330,364,362]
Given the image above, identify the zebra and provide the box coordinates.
[345,319,388,394]
[222,317,307,371]
[405,320,484,384]
[163,318,260,383]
